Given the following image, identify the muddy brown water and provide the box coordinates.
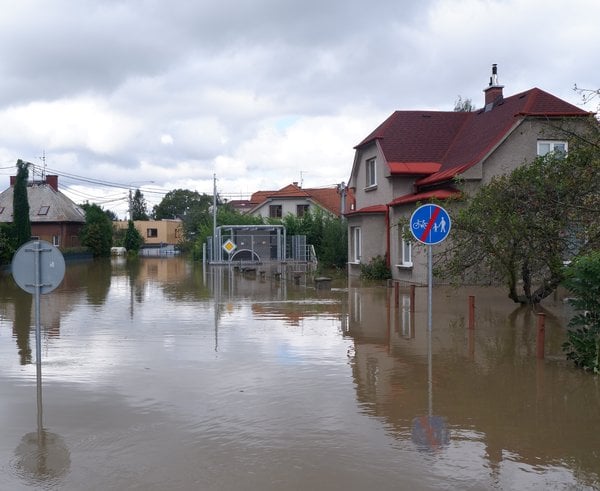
[0,257,598,490]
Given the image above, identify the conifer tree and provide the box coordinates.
[13,160,31,247]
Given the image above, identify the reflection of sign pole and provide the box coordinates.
[410,205,451,451]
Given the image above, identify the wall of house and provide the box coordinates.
[347,213,387,277]
[252,198,313,219]
[114,220,183,246]
[350,142,395,209]
[31,222,83,248]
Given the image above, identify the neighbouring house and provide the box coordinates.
[0,174,86,249]
[113,218,183,253]
[346,65,592,284]
[242,183,349,219]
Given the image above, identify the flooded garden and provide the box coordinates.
[0,256,598,490]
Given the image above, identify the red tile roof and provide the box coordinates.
[389,188,461,206]
[250,183,350,217]
[345,204,387,216]
[356,87,590,188]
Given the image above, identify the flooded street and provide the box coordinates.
[0,256,599,490]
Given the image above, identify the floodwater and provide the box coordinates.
[0,257,598,491]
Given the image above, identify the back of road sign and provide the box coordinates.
[410,204,451,245]
[11,240,66,294]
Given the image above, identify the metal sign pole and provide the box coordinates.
[32,241,44,437]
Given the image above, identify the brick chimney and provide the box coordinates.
[45,175,58,191]
[483,64,504,111]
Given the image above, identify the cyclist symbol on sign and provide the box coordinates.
[412,219,427,230]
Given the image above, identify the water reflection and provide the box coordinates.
[0,258,598,490]
[346,283,600,486]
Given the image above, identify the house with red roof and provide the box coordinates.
[346,65,592,283]
[0,174,85,249]
[246,182,348,219]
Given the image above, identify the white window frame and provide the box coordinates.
[537,140,567,156]
[397,226,413,267]
[366,158,377,188]
[351,226,361,263]
[52,235,60,246]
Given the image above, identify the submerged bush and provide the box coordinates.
[360,255,392,280]
[562,252,600,373]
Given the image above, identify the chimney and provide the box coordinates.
[483,64,504,110]
[10,176,16,187]
[45,175,58,191]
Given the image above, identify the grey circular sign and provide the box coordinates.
[11,240,66,294]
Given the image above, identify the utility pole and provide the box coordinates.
[213,173,217,253]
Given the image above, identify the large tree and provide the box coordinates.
[80,203,113,257]
[13,159,31,247]
[439,118,599,304]
[130,189,149,221]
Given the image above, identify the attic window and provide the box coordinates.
[38,206,50,215]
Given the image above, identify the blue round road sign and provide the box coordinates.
[410,204,451,245]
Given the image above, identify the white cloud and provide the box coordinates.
[0,0,598,208]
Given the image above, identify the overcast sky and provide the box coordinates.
[0,0,598,216]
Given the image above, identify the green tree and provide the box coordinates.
[439,121,599,304]
[123,220,144,254]
[0,223,16,264]
[13,159,31,247]
[562,252,600,372]
[282,208,347,269]
[130,189,149,220]
[152,189,212,220]
[80,203,113,257]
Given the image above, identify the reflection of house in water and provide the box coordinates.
[346,284,600,480]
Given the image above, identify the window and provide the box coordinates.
[0,207,4,214]
[351,226,361,263]
[147,228,158,238]
[52,235,60,246]
[296,204,310,217]
[366,158,376,188]
[537,140,567,157]
[398,226,412,267]
[37,206,50,215]
[269,205,282,218]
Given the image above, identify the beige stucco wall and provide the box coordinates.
[114,219,183,245]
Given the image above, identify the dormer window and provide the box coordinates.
[366,158,377,189]
[538,140,567,157]
[37,206,50,215]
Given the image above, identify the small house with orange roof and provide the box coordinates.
[246,182,348,219]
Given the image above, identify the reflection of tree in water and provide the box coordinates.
[13,289,33,365]
[126,257,145,304]
[85,258,112,306]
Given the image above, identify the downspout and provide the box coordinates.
[385,204,391,268]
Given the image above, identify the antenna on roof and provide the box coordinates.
[300,171,305,188]
[38,150,46,180]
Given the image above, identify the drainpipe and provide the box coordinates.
[385,204,391,268]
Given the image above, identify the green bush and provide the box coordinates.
[360,255,391,280]
[562,252,600,373]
